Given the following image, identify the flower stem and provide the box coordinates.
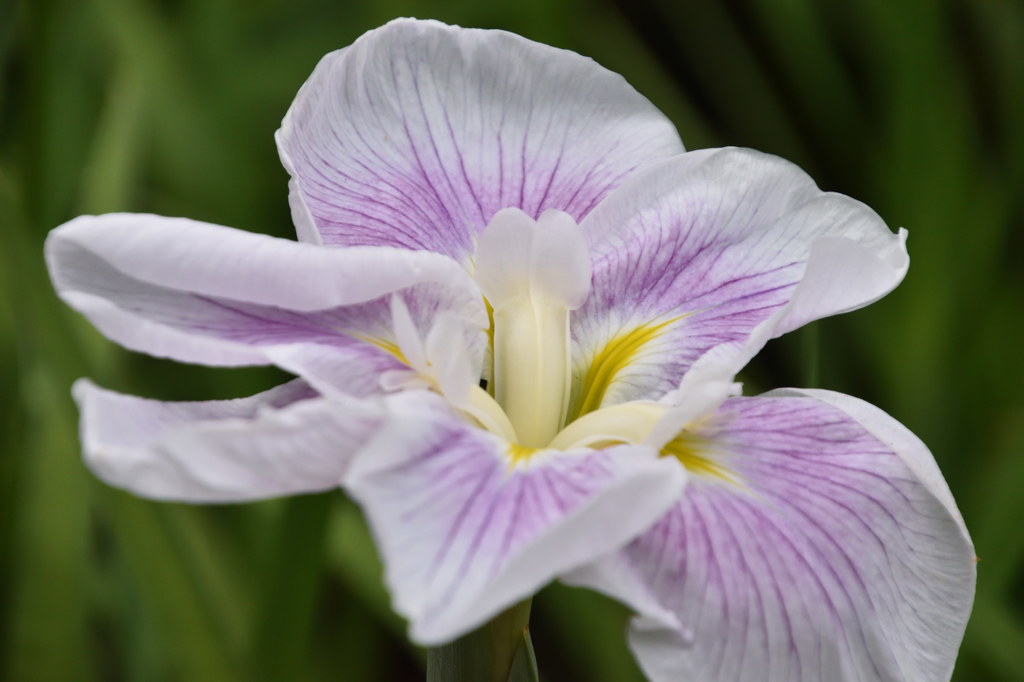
[426,599,537,682]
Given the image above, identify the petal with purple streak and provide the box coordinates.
[47,213,486,395]
[345,391,687,644]
[567,390,975,682]
[570,148,908,412]
[75,379,382,502]
[276,18,684,257]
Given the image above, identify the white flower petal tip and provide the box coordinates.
[385,295,482,406]
[568,391,975,682]
[474,208,592,310]
[344,393,687,645]
[775,227,909,332]
[73,378,382,502]
[276,18,683,256]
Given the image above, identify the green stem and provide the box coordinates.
[426,600,536,682]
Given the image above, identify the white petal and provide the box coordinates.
[48,213,477,310]
[474,208,592,310]
[345,391,686,644]
[75,379,382,502]
[570,148,907,411]
[263,343,404,398]
[424,312,478,408]
[276,18,683,257]
[567,391,975,681]
[47,214,486,392]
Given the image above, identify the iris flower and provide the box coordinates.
[46,18,974,681]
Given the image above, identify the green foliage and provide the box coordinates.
[2,0,1021,679]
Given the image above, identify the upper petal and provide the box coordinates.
[75,379,382,502]
[46,214,486,393]
[567,391,974,682]
[276,18,684,257]
[344,390,686,645]
[569,148,907,412]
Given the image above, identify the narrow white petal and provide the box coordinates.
[75,379,382,502]
[48,214,478,311]
[47,214,486,393]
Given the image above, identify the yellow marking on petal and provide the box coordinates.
[661,431,740,485]
[506,443,538,464]
[570,315,687,421]
[351,334,408,364]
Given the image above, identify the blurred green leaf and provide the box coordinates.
[328,498,411,645]
[2,113,94,682]
[103,494,242,682]
[79,65,147,215]
[534,583,644,682]
[250,493,334,682]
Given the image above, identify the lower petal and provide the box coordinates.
[344,391,686,644]
[75,379,381,502]
[567,390,975,682]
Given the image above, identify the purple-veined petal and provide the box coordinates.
[344,390,687,644]
[567,390,974,682]
[47,214,487,394]
[75,379,382,502]
[276,18,683,258]
[569,148,908,414]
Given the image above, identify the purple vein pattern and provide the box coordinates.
[573,148,901,409]
[571,393,974,682]
[347,392,683,644]
[50,217,485,397]
[278,20,684,257]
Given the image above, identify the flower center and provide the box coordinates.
[380,208,741,472]
[474,208,591,447]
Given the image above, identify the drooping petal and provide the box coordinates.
[47,214,487,394]
[345,391,687,645]
[567,390,975,682]
[569,148,908,414]
[75,379,382,502]
[276,18,684,257]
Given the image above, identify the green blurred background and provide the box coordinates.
[2,0,1022,680]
